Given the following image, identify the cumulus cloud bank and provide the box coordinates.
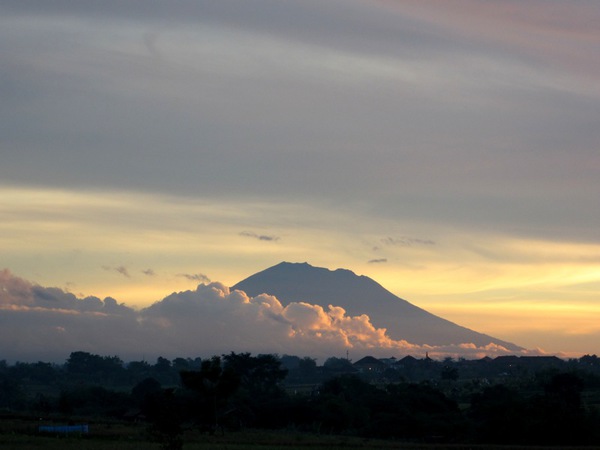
[0,269,536,362]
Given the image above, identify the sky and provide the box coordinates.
[1,0,599,360]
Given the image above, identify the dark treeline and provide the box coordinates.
[2,352,600,448]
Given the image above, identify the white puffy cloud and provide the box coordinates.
[0,270,536,362]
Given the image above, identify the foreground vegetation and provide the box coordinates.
[2,352,600,448]
[4,420,600,450]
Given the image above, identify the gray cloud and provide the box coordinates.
[0,0,598,246]
[240,231,280,242]
[142,269,156,277]
[116,266,130,278]
[0,269,135,316]
[382,237,436,247]
[177,273,211,284]
[368,258,388,264]
[103,265,131,278]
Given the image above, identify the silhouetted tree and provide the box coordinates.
[126,360,152,384]
[316,375,374,434]
[65,351,125,384]
[469,384,528,443]
[58,385,129,417]
[220,352,288,428]
[144,388,184,450]
[297,357,317,373]
[180,356,240,433]
[323,357,355,376]
[0,372,25,409]
[131,377,162,408]
[12,361,57,384]
[531,372,588,445]
[378,382,463,440]
[152,357,178,384]
[441,365,459,381]
[222,353,287,399]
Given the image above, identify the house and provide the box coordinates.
[353,356,386,373]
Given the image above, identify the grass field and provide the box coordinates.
[1,417,598,450]
[3,433,600,450]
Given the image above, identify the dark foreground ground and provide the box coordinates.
[1,418,597,450]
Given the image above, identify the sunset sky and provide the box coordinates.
[1,0,599,359]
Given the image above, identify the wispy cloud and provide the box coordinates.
[240,231,280,242]
[177,273,211,284]
[382,237,436,247]
[142,269,156,277]
[102,265,131,278]
[368,258,388,264]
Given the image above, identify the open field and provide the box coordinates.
[3,434,600,450]
[1,418,599,450]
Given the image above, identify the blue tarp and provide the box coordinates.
[38,424,89,434]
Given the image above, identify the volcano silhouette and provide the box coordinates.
[232,261,522,351]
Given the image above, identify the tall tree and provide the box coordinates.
[180,356,240,432]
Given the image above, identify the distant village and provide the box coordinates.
[2,352,600,391]
[282,353,600,386]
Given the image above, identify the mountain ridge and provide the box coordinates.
[232,261,522,351]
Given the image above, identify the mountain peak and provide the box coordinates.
[232,262,521,351]
[273,261,354,273]
[270,261,365,280]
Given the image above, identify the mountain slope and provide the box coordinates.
[232,262,521,351]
